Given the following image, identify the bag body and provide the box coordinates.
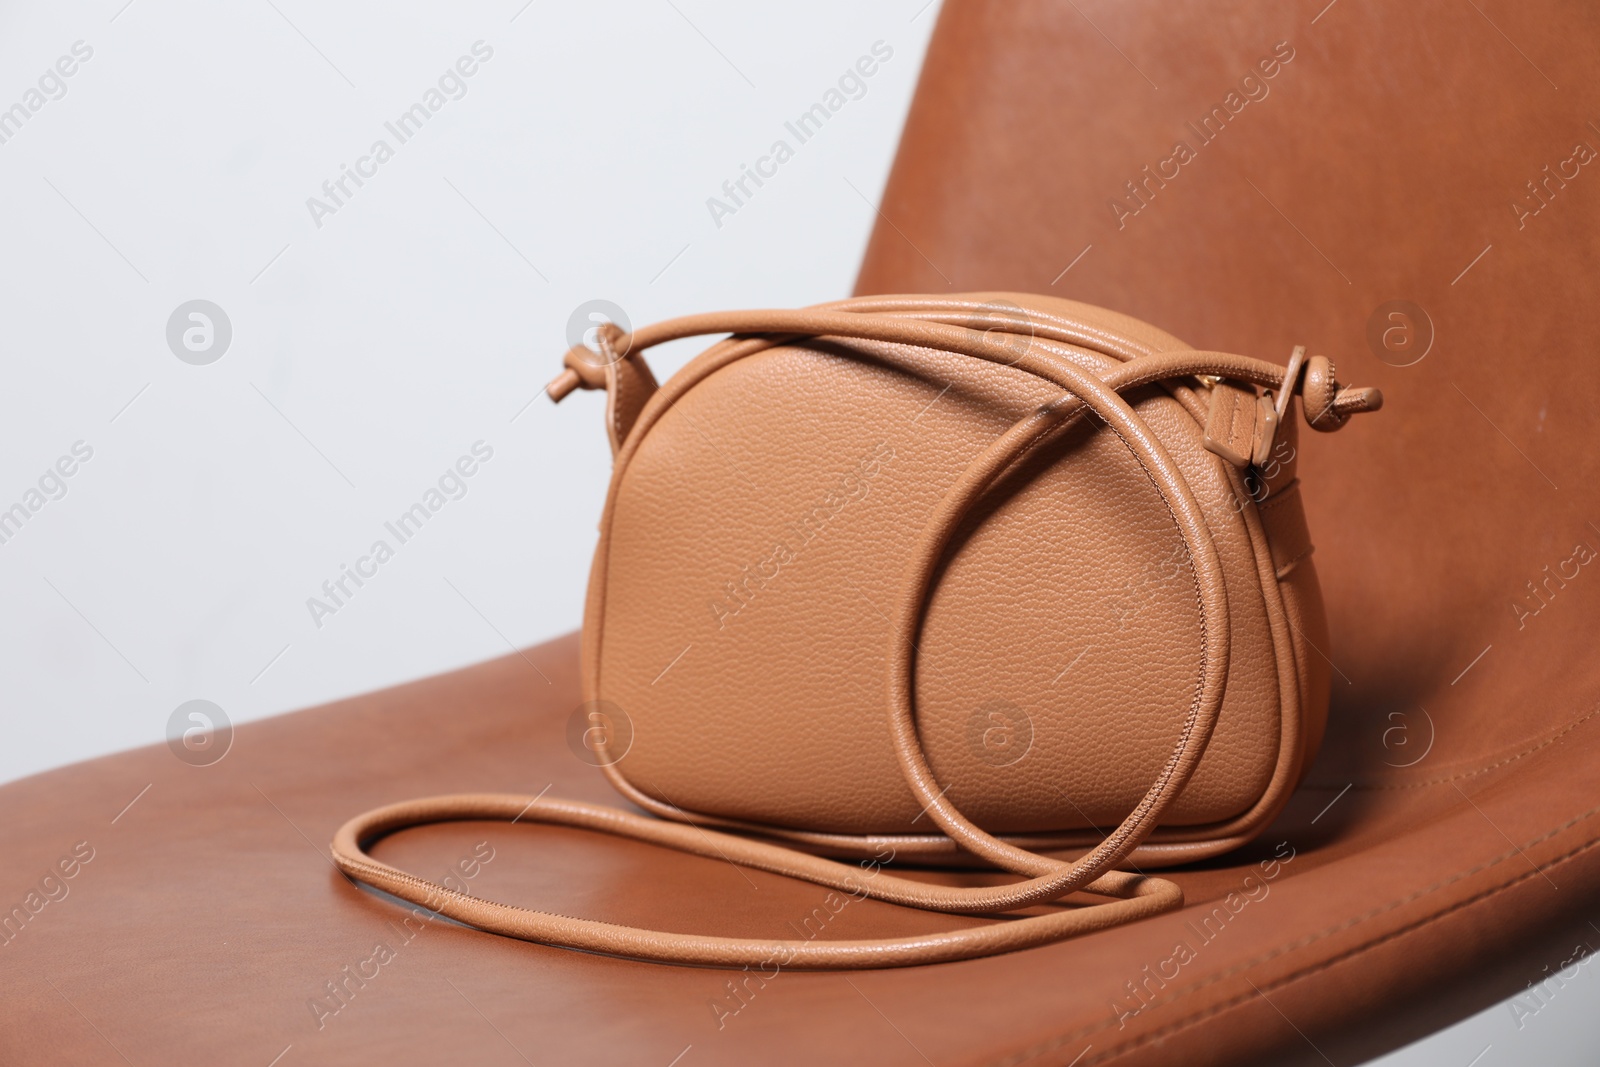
[584,293,1337,864]
[331,292,1379,967]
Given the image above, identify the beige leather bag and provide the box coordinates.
[333,293,1380,968]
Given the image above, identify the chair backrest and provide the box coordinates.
[856,0,1600,792]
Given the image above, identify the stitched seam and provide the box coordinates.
[982,801,1600,1067]
[1272,544,1314,578]
[1255,485,1297,513]
[1313,701,1600,792]
[1080,822,1600,1067]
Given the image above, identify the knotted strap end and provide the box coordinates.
[1202,345,1382,467]
[548,323,659,455]
[547,343,614,404]
[1300,354,1382,431]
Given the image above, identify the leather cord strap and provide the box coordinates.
[333,794,1179,969]
[332,304,1378,968]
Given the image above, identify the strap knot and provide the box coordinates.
[548,323,630,402]
[1301,355,1383,432]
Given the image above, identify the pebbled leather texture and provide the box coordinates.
[586,295,1357,860]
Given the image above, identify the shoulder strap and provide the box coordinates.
[333,793,1178,968]
[332,306,1379,968]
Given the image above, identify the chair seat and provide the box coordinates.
[5,632,1599,1066]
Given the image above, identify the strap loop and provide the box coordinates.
[331,794,1180,969]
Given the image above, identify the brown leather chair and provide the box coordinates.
[6,2,1596,1063]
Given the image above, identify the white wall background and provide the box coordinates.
[0,1,1588,1063]
[0,0,937,783]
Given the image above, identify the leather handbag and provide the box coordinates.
[332,293,1380,968]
